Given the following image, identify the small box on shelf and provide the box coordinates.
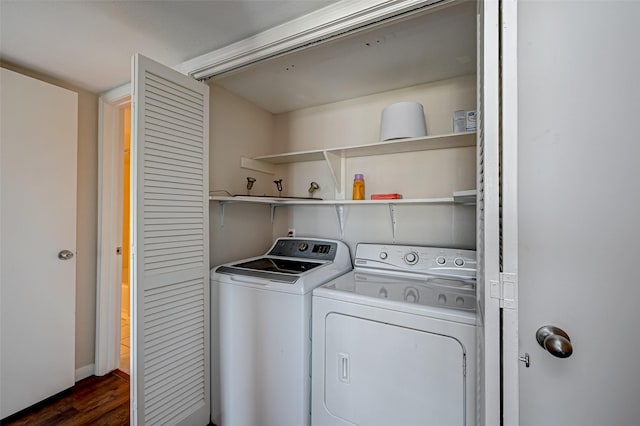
[453,110,477,133]
[371,193,402,200]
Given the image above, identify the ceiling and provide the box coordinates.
[214,0,476,113]
[0,0,337,94]
[0,0,477,112]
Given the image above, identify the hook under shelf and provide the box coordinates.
[389,203,397,242]
[335,204,345,240]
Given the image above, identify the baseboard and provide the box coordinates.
[75,363,95,382]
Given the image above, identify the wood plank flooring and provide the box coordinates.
[1,371,129,426]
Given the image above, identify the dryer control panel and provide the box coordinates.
[353,243,476,279]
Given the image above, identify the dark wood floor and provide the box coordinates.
[1,371,129,426]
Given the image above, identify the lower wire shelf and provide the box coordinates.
[209,190,476,240]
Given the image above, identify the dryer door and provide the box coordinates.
[324,313,466,426]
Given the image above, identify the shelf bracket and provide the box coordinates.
[219,201,227,227]
[335,204,345,240]
[389,203,397,242]
[323,151,346,200]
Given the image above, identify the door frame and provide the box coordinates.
[95,83,130,376]
[94,1,504,423]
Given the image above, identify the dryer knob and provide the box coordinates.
[438,294,447,305]
[404,287,419,303]
[456,296,465,307]
[436,256,446,265]
[454,258,465,267]
[380,252,388,260]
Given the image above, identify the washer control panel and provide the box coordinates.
[355,243,476,279]
[268,238,338,260]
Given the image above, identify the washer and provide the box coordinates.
[312,243,477,426]
[211,237,352,426]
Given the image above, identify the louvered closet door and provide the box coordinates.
[476,1,501,425]
[131,54,210,426]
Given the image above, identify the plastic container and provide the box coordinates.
[379,102,427,141]
[352,174,365,200]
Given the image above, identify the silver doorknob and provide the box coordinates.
[536,325,573,358]
[58,250,74,260]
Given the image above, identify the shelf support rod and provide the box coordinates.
[389,203,397,242]
[335,204,345,240]
[270,204,277,224]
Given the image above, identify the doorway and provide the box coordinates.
[119,104,132,375]
[95,83,131,378]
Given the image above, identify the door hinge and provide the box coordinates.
[490,272,518,310]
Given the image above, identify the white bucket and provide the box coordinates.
[379,102,427,141]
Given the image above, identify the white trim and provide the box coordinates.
[175,0,450,79]
[95,84,130,376]
[75,364,96,382]
[500,0,519,424]
[102,83,131,103]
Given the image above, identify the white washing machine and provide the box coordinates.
[211,237,352,426]
[312,243,477,426]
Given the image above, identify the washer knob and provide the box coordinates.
[438,294,447,304]
[454,258,465,267]
[380,252,388,260]
[404,251,419,265]
[436,256,446,265]
[298,242,308,251]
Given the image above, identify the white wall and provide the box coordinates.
[273,75,476,152]
[271,75,477,253]
[209,75,477,260]
[208,84,275,266]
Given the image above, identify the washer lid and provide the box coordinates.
[215,258,327,284]
[318,271,476,314]
[231,257,324,274]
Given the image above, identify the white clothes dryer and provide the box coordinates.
[211,237,352,426]
[312,243,477,426]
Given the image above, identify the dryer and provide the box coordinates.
[312,243,477,426]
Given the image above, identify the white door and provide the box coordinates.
[131,54,210,426]
[0,68,78,418]
[506,1,640,425]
